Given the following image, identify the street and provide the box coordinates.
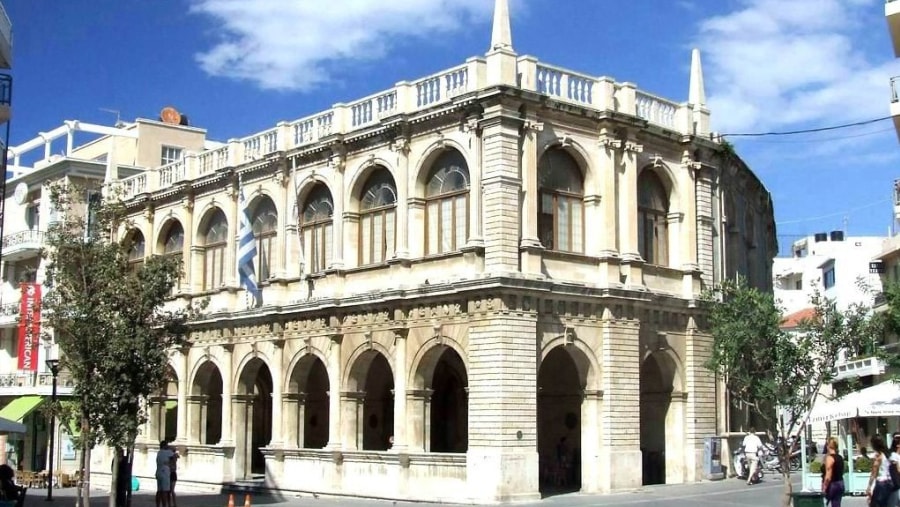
[19,477,871,507]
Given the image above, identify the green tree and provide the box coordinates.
[703,277,883,507]
[42,183,199,507]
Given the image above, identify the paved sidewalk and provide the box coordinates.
[17,480,875,507]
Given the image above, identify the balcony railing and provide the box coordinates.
[1,229,43,250]
[0,73,11,107]
[115,56,705,200]
[0,3,10,53]
[892,76,900,103]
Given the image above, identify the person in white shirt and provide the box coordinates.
[741,427,763,486]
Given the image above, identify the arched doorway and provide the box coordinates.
[286,354,329,448]
[190,361,223,445]
[429,349,468,453]
[537,347,583,495]
[362,353,393,450]
[236,358,273,478]
[159,365,178,442]
[640,352,683,485]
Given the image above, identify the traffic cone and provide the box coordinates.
[227,493,235,507]
[243,494,251,507]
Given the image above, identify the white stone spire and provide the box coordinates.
[490,0,513,52]
[688,48,706,106]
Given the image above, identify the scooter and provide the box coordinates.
[733,448,764,483]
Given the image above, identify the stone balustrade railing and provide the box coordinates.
[117,55,701,199]
[1,229,43,250]
[0,302,18,318]
[0,370,73,389]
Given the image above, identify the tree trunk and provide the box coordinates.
[84,443,92,507]
[108,449,119,507]
[780,444,793,507]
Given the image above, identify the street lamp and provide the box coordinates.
[45,359,60,502]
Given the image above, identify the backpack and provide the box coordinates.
[889,454,900,491]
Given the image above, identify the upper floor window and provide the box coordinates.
[251,197,278,280]
[538,148,584,253]
[85,190,101,240]
[359,169,397,266]
[425,150,469,255]
[202,210,228,290]
[301,184,334,274]
[161,146,183,166]
[126,230,146,272]
[638,170,669,266]
[25,204,39,231]
[160,221,184,293]
[823,266,836,289]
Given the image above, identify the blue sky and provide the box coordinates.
[5,0,900,254]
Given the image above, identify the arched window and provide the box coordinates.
[425,150,469,255]
[538,148,584,253]
[301,184,334,273]
[251,198,278,280]
[638,170,669,266]
[202,210,228,290]
[161,221,184,293]
[126,230,145,272]
[359,169,397,265]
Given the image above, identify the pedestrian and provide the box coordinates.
[169,447,179,507]
[155,441,175,507]
[820,437,844,507]
[865,435,892,507]
[0,464,23,503]
[741,427,763,485]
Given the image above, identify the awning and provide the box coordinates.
[164,400,177,410]
[0,417,26,434]
[0,396,44,422]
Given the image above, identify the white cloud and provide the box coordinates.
[190,0,496,91]
[694,0,900,133]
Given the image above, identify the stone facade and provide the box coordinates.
[3,0,777,502]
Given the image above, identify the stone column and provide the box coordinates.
[666,391,687,484]
[466,295,539,502]
[580,390,603,493]
[519,120,543,274]
[466,119,485,248]
[283,393,304,448]
[175,350,189,442]
[186,396,205,444]
[618,140,643,286]
[329,155,345,269]
[391,139,411,259]
[273,171,289,279]
[595,130,621,286]
[693,166,716,291]
[220,345,235,444]
[148,399,162,441]
[182,198,195,292]
[407,390,432,452]
[226,182,239,287]
[481,104,523,274]
[270,340,285,446]
[391,329,409,451]
[326,334,343,449]
[340,392,364,450]
[597,310,642,491]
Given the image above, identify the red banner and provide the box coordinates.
[17,283,41,371]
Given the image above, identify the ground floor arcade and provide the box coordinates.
[90,286,717,502]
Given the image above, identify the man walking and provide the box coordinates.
[155,441,175,507]
[742,427,763,485]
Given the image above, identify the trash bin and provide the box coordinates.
[790,491,824,507]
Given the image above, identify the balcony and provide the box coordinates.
[0,301,18,328]
[889,0,900,57]
[1,229,43,261]
[0,371,74,397]
[833,356,886,382]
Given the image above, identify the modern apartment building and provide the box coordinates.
[2,0,777,501]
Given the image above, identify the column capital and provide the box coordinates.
[392,327,409,344]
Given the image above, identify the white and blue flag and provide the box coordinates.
[237,181,261,306]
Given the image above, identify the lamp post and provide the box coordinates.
[45,359,60,502]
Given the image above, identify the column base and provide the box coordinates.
[466,449,540,502]
[520,242,544,276]
[602,449,643,491]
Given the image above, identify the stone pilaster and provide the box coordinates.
[618,140,643,286]
[326,334,343,449]
[466,296,539,502]
[181,197,195,292]
[684,318,715,482]
[694,165,716,290]
[175,349,189,442]
[580,389,603,493]
[391,138,411,259]
[519,119,543,274]
[220,344,234,444]
[270,339,285,446]
[329,153,345,269]
[598,310,641,491]
[481,104,523,274]
[391,328,409,451]
[225,181,239,287]
[466,119,485,248]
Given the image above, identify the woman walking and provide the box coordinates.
[821,437,844,507]
[866,435,893,507]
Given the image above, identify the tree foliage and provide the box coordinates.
[41,183,201,507]
[702,277,887,507]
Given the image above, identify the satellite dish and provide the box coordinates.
[160,107,182,125]
[13,182,28,205]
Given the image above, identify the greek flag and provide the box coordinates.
[237,183,261,306]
